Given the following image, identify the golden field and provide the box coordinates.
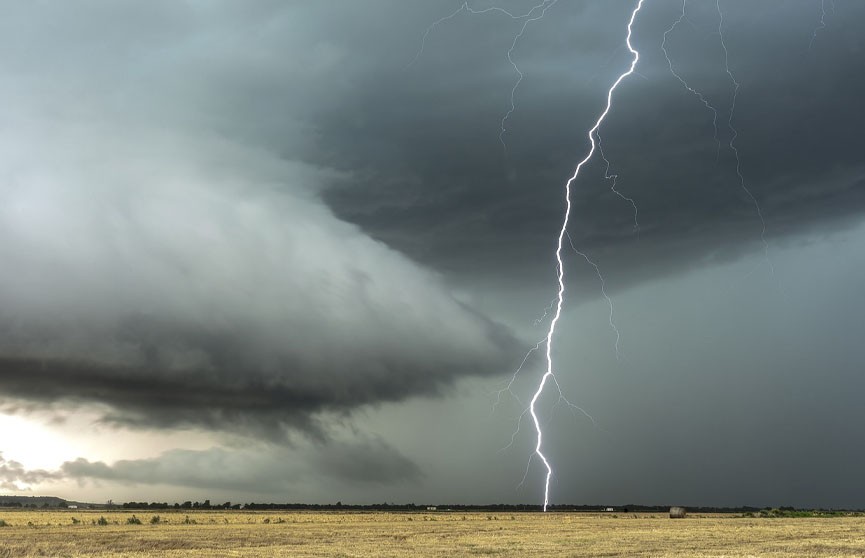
[1,509,864,557]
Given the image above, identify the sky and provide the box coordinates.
[0,0,863,509]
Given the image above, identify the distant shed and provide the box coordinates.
[669,506,687,519]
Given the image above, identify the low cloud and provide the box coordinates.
[1,433,421,496]
[0,453,60,491]
[59,437,421,494]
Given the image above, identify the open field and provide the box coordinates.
[1,510,865,557]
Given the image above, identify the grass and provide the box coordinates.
[0,509,863,557]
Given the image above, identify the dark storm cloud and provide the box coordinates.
[0,129,517,435]
[0,2,520,437]
[0,307,510,436]
[1,0,864,508]
[311,1,865,291]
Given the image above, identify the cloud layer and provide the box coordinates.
[0,0,519,437]
[0,453,59,491]
[61,437,421,494]
[0,125,517,435]
[1,1,864,508]
[317,1,865,291]
[3,434,422,495]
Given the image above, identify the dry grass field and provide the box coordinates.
[1,509,864,557]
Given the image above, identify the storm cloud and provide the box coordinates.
[0,2,517,438]
[317,0,865,291]
[0,1,864,508]
[0,121,519,437]
[1,434,421,495]
[60,437,421,493]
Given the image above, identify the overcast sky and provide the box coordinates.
[1,0,863,509]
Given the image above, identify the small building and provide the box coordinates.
[669,506,687,519]
[426,506,437,511]
[604,507,615,512]
[67,505,78,509]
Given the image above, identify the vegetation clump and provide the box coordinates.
[758,508,848,518]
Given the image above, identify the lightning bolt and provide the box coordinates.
[532,298,557,327]
[530,0,645,511]
[410,0,811,512]
[409,0,558,151]
[566,231,620,360]
[597,132,640,232]
[809,0,834,51]
[499,0,558,149]
[408,1,555,70]
[491,336,595,455]
[716,0,773,276]
[661,0,721,159]
[662,1,772,276]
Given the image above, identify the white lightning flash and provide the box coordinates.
[597,132,640,232]
[409,1,555,70]
[566,231,620,360]
[500,0,558,149]
[491,337,595,456]
[410,0,807,512]
[810,0,834,51]
[716,0,773,276]
[409,0,558,150]
[661,0,721,158]
[663,1,772,278]
[531,0,645,511]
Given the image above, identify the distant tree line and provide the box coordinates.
[0,496,67,508]
[109,502,865,513]
[3,496,862,514]
[121,500,239,510]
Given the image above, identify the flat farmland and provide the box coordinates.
[1,510,864,557]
